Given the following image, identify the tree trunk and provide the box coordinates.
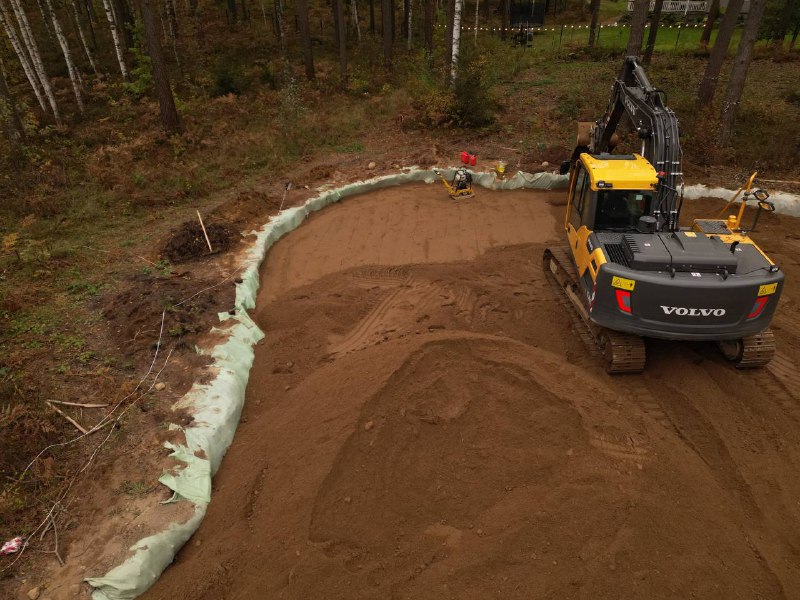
[369,0,375,33]
[791,22,800,49]
[8,0,61,124]
[70,0,99,76]
[626,0,649,57]
[445,0,453,65]
[35,0,55,41]
[101,0,128,78]
[136,0,182,133]
[473,0,478,44]
[82,0,97,50]
[0,55,25,143]
[274,0,287,75]
[44,0,84,115]
[0,1,47,112]
[112,0,134,48]
[165,0,181,69]
[407,0,412,48]
[296,0,314,79]
[696,0,744,106]
[699,0,719,48]
[450,0,462,86]
[642,0,664,65]
[501,0,509,40]
[719,0,767,143]
[390,0,395,42]
[588,0,600,47]
[771,0,795,48]
[423,0,433,53]
[382,0,392,69]
[227,0,238,22]
[352,0,362,42]
[335,0,347,88]
[241,0,250,20]
[166,0,179,35]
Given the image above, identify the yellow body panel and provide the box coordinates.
[580,153,659,191]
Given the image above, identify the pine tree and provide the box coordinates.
[696,0,745,106]
[719,0,768,143]
[136,0,182,133]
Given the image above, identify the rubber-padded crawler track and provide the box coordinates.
[543,246,646,374]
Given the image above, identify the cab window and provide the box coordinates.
[595,190,652,231]
[570,168,590,228]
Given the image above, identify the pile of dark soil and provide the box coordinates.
[160,221,233,263]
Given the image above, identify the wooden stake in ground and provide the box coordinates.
[197,210,213,253]
[279,182,292,211]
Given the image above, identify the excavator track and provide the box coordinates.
[718,329,776,368]
[543,246,646,374]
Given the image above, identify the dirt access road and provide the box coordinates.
[144,183,800,599]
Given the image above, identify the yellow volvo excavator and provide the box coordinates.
[544,57,783,373]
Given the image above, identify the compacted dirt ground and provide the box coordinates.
[143,183,800,599]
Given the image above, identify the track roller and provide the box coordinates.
[718,329,776,368]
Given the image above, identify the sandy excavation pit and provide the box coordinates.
[144,183,800,599]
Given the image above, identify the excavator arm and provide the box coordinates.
[581,56,684,231]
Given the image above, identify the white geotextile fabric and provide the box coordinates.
[683,184,800,218]
[84,168,567,600]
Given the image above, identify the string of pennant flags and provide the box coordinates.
[435,23,708,32]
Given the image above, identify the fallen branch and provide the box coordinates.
[49,400,108,409]
[47,402,88,435]
[196,210,213,253]
[137,255,158,267]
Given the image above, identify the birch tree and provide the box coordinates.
[7,0,60,123]
[450,0,462,86]
[44,0,85,115]
[0,2,46,112]
[719,0,767,143]
[70,0,99,76]
[101,0,129,78]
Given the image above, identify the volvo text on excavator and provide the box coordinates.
[543,56,784,373]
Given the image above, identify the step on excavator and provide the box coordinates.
[544,57,784,373]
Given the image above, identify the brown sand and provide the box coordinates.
[143,184,800,600]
